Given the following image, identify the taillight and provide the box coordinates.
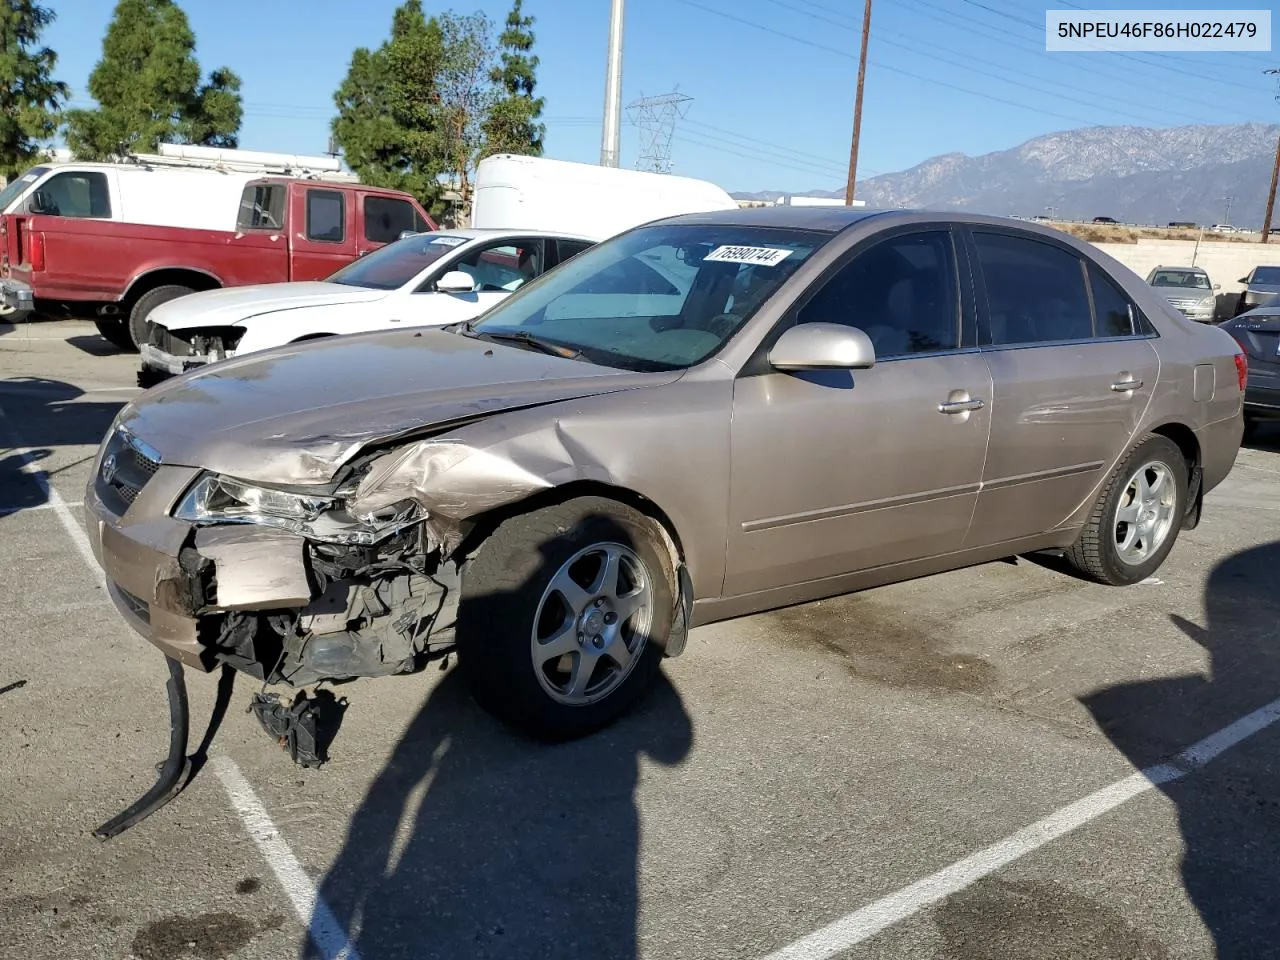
[1234,351,1248,392]
[29,231,44,272]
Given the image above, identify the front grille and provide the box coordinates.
[95,427,162,515]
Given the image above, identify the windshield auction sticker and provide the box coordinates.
[1046,9,1271,51]
[704,245,794,266]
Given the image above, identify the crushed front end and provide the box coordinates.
[139,324,245,385]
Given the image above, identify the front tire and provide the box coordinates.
[1064,434,1188,586]
[456,497,675,741]
[128,285,195,351]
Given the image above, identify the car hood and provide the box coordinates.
[150,281,390,331]
[116,328,682,484]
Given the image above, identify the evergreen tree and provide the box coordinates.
[481,0,544,159]
[63,0,242,159]
[0,0,68,180]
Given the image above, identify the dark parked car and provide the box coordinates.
[1235,265,1280,316]
[1093,216,1119,224]
[1221,306,1280,437]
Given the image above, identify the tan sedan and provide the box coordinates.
[87,207,1245,743]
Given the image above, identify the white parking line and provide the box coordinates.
[0,408,103,588]
[763,696,1280,960]
[214,757,360,960]
[0,403,359,959]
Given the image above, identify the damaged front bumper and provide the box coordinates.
[139,342,218,379]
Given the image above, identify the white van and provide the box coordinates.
[0,144,357,233]
[470,154,737,239]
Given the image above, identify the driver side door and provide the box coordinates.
[724,226,994,597]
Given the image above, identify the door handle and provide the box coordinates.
[938,397,985,414]
[1110,377,1144,392]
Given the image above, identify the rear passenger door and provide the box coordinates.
[963,228,1160,545]
[288,187,354,280]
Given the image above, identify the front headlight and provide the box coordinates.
[173,473,422,545]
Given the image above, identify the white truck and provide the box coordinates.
[470,154,738,239]
[0,143,355,233]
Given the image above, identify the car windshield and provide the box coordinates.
[1251,267,1280,284]
[1151,270,1210,290]
[0,166,48,211]
[326,233,469,290]
[468,223,830,372]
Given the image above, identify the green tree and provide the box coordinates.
[481,0,544,159]
[63,0,242,159]
[332,0,448,209]
[434,11,496,199]
[0,1,68,181]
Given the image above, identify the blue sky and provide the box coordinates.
[46,0,1280,193]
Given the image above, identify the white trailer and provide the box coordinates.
[470,154,737,239]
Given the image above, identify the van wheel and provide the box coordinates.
[1064,434,1188,586]
[128,285,194,351]
[93,317,133,351]
[456,497,675,741]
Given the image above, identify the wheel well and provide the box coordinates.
[461,479,688,571]
[124,269,220,305]
[1150,422,1200,475]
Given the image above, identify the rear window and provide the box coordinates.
[363,195,429,244]
[237,183,286,230]
[327,233,465,290]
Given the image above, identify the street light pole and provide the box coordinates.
[600,0,625,168]
[844,0,873,205]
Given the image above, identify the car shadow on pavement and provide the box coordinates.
[66,334,128,357]
[1077,540,1280,958]
[0,378,123,512]
[304,533,695,960]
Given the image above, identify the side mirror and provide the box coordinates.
[436,270,477,294]
[769,322,876,371]
[1213,283,1221,290]
[1239,277,1250,284]
[397,230,418,241]
[26,191,51,214]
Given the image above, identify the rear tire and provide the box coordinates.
[1064,434,1188,586]
[127,285,195,352]
[94,317,133,351]
[456,497,675,741]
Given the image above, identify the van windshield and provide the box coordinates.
[0,167,48,211]
[327,233,466,290]
[467,223,831,372]
[1151,270,1210,290]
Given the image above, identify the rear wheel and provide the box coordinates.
[128,285,195,351]
[94,317,133,351]
[1064,434,1188,586]
[456,497,675,741]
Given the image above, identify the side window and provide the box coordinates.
[32,171,111,218]
[413,208,431,233]
[555,239,595,265]
[973,232,1092,345]
[306,189,345,243]
[449,240,544,291]
[1089,265,1137,337]
[796,230,959,358]
[237,183,286,230]
[363,195,417,244]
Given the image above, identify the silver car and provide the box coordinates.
[1145,265,1219,323]
[87,207,1245,744]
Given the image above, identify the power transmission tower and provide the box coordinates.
[626,90,692,174]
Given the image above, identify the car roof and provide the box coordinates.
[432,227,604,242]
[1152,266,1207,273]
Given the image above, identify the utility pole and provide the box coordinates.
[1264,134,1280,242]
[1262,69,1280,241]
[1222,195,1234,225]
[844,0,873,205]
[600,0,625,168]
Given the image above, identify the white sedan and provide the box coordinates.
[137,228,599,383]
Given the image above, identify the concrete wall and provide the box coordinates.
[1090,239,1280,319]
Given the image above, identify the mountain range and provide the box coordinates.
[731,123,1280,228]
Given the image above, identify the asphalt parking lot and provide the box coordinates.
[3,317,1280,960]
